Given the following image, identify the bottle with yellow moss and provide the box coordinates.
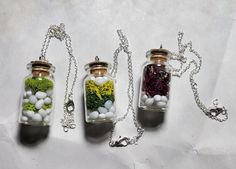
[84,56,116,123]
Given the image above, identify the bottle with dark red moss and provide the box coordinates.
[138,46,171,127]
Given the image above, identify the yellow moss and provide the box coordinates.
[86,79,114,100]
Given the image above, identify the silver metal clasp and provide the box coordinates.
[110,137,130,147]
[66,99,75,113]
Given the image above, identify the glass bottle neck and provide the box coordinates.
[150,57,167,65]
[90,68,108,77]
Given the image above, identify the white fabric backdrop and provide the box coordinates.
[0,0,236,168]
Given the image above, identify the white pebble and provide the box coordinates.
[21,116,28,122]
[23,111,28,116]
[145,98,154,106]
[106,112,114,119]
[141,94,148,102]
[109,106,116,113]
[32,113,42,122]
[44,116,50,123]
[156,101,167,108]
[44,97,52,104]
[90,76,95,81]
[95,77,106,86]
[99,113,106,119]
[161,96,168,102]
[46,108,52,114]
[154,95,161,102]
[46,90,53,97]
[35,99,44,109]
[98,107,108,114]
[89,111,99,119]
[38,109,47,117]
[23,92,27,98]
[104,100,113,109]
[23,99,29,103]
[29,95,37,104]
[26,90,32,96]
[35,91,47,99]
[26,111,34,118]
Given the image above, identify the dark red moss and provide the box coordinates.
[142,64,170,97]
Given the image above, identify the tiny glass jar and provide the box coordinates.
[19,58,55,126]
[84,56,116,123]
[138,48,171,127]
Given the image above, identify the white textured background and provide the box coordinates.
[0,0,236,169]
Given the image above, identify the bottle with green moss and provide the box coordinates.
[84,56,116,123]
[20,57,55,126]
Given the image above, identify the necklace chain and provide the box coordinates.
[40,23,78,132]
[109,30,144,147]
[169,32,228,122]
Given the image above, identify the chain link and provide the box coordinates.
[109,30,144,147]
[169,32,228,122]
[40,23,78,132]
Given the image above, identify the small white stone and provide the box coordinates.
[35,99,44,109]
[23,99,29,103]
[98,107,108,114]
[23,111,28,116]
[35,91,47,99]
[29,95,37,104]
[46,90,53,97]
[104,100,113,109]
[161,96,168,102]
[99,113,106,119]
[94,77,106,86]
[44,97,52,104]
[154,95,161,102]
[23,92,27,98]
[21,116,28,122]
[156,101,167,108]
[26,111,34,118]
[38,109,47,117]
[44,116,50,123]
[145,98,154,106]
[90,76,95,81]
[26,90,32,96]
[109,106,116,113]
[89,111,99,119]
[141,94,148,102]
[46,108,52,114]
[106,112,114,119]
[32,113,42,122]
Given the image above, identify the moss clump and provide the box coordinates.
[86,93,114,110]
[86,79,115,110]
[25,77,53,93]
[42,103,52,110]
[23,102,36,111]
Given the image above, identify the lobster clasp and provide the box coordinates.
[65,99,75,113]
[110,137,130,147]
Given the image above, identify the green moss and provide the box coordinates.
[23,102,36,111]
[25,77,53,93]
[86,93,114,110]
[42,103,52,110]
[85,79,115,110]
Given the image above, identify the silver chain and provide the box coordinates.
[40,23,78,132]
[169,32,228,122]
[109,30,144,147]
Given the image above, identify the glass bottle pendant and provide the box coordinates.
[84,56,116,123]
[138,47,171,127]
[20,57,55,126]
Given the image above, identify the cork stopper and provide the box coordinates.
[85,56,111,76]
[27,56,55,77]
[146,45,170,63]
